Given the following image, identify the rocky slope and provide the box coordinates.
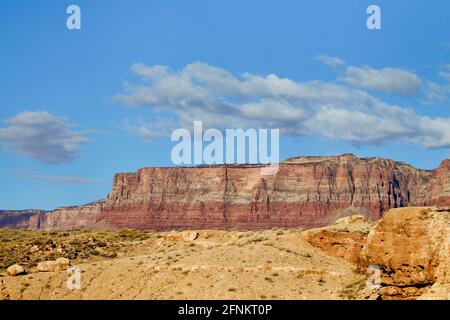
[358,207,450,300]
[1,154,449,231]
[298,207,449,299]
[302,215,372,264]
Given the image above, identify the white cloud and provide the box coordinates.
[423,80,449,103]
[422,65,450,103]
[0,111,89,163]
[315,54,346,68]
[310,104,450,148]
[340,66,422,96]
[438,64,450,82]
[121,117,176,142]
[318,55,450,100]
[12,171,103,185]
[116,61,450,149]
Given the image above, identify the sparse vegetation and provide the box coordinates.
[0,228,152,272]
[339,277,367,299]
[0,227,375,300]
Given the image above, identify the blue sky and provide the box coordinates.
[1,0,449,210]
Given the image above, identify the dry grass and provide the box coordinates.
[0,227,369,300]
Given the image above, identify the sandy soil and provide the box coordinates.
[0,228,369,300]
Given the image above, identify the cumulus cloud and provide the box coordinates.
[316,55,422,96]
[339,66,422,96]
[310,104,450,148]
[0,111,89,163]
[12,171,103,185]
[116,61,450,149]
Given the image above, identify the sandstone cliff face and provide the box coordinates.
[358,207,449,300]
[1,154,449,230]
[0,210,45,229]
[28,202,104,231]
[97,154,446,230]
[427,160,450,206]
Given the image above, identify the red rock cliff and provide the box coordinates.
[2,154,449,230]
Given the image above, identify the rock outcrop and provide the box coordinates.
[1,154,450,231]
[358,207,450,300]
[303,229,368,264]
[335,215,367,225]
[37,258,70,272]
[302,214,373,264]
[6,265,25,277]
[164,231,199,242]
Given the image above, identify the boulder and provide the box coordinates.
[335,215,366,225]
[29,245,39,253]
[165,231,198,242]
[182,231,199,242]
[37,258,70,272]
[6,264,25,277]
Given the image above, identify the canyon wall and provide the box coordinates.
[1,154,450,230]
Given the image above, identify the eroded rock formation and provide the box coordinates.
[358,207,449,300]
[1,154,449,230]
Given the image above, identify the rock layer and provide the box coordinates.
[303,229,368,264]
[358,207,450,299]
[1,154,450,231]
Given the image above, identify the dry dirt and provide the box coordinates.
[0,226,370,300]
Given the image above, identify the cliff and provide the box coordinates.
[1,154,449,230]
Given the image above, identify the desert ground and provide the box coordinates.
[0,223,370,300]
[1,207,448,300]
